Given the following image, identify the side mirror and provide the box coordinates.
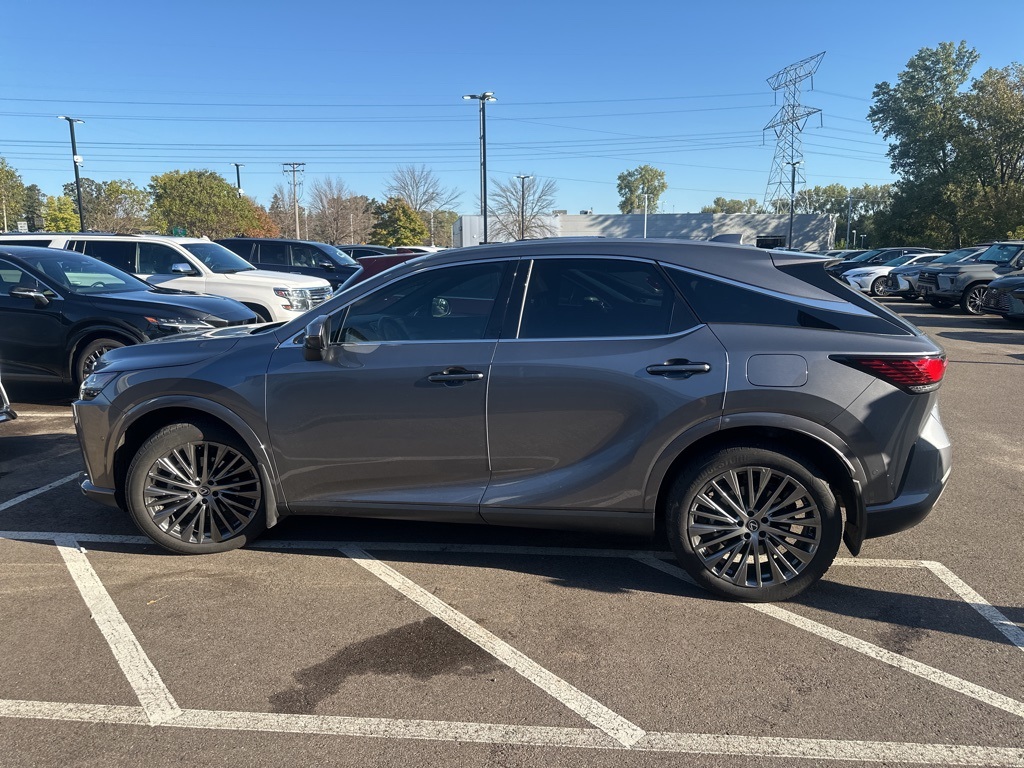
[303,315,330,361]
[9,285,50,307]
[317,260,335,270]
[171,263,196,275]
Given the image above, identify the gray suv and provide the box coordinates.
[917,242,1024,313]
[73,239,952,602]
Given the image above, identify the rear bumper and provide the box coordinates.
[863,405,952,539]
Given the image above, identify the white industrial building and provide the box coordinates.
[453,212,837,251]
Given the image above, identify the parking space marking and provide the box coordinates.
[339,545,647,748]
[0,473,79,513]
[923,562,1024,652]
[633,555,1024,722]
[1,700,1022,765]
[52,535,182,725]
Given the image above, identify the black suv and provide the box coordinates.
[217,238,361,290]
[0,245,257,386]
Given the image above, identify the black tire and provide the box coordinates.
[125,422,267,554]
[667,445,841,602]
[74,337,126,386]
[960,283,988,315]
[244,304,272,323]
[900,293,920,302]
[870,276,889,296]
[928,298,956,309]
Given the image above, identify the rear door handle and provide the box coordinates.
[427,367,485,384]
[646,360,711,378]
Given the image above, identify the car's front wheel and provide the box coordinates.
[667,445,841,602]
[74,337,126,387]
[125,422,266,554]
[960,283,989,315]
[870,276,889,296]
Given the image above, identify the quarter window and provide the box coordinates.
[333,262,507,343]
[518,258,696,339]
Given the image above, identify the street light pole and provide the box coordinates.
[463,92,496,243]
[515,175,532,240]
[642,193,649,238]
[232,163,245,197]
[785,160,802,249]
[57,116,86,232]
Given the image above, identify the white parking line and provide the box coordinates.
[339,545,647,748]
[53,536,182,725]
[924,561,1024,653]
[633,555,1024,722]
[1,700,1022,765]
[0,473,79,513]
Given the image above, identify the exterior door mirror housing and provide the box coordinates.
[9,285,50,307]
[303,315,330,361]
[171,263,197,275]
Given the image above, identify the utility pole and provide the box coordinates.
[845,192,853,247]
[282,162,305,238]
[515,175,532,240]
[58,116,86,232]
[232,163,245,197]
[642,193,650,238]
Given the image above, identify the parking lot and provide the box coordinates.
[1,300,1022,767]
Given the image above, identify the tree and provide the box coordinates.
[386,164,461,214]
[488,175,558,241]
[0,158,26,231]
[239,198,280,237]
[63,178,103,229]
[149,170,257,239]
[306,177,376,244]
[616,165,668,214]
[368,197,429,246]
[43,195,79,232]
[76,179,151,233]
[23,184,45,231]
[427,209,458,248]
[700,197,762,214]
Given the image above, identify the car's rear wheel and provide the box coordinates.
[960,283,988,315]
[667,445,841,602]
[125,422,266,554]
[74,337,126,387]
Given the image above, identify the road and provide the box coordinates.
[1,300,1022,767]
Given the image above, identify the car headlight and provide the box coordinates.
[145,317,214,333]
[79,371,119,401]
[274,287,313,311]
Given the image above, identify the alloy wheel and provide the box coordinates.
[686,466,822,589]
[143,441,261,544]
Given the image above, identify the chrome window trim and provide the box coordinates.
[665,264,875,317]
[500,324,707,344]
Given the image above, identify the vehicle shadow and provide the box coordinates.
[4,381,75,406]
[937,330,1024,347]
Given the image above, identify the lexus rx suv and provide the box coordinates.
[73,238,952,602]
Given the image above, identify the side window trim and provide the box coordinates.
[0,258,62,299]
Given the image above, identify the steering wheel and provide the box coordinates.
[91,281,107,288]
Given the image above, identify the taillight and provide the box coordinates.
[831,355,947,394]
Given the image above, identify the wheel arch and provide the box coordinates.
[66,325,145,382]
[646,417,866,555]
[111,397,283,528]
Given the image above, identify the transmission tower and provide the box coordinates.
[763,52,825,210]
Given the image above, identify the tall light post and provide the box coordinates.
[231,163,245,197]
[515,175,532,240]
[642,193,650,238]
[852,228,857,249]
[785,159,802,249]
[860,234,867,248]
[57,116,86,232]
[463,92,496,243]
[845,192,853,247]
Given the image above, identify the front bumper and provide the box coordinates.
[81,475,119,508]
[885,273,919,296]
[863,405,952,539]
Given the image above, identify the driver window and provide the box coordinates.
[331,262,506,343]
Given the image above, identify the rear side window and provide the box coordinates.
[519,258,698,339]
[257,242,288,266]
[82,241,137,272]
[667,266,912,335]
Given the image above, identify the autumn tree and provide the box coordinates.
[43,195,79,232]
[488,175,558,241]
[149,170,258,239]
[616,165,668,214]
[369,197,429,246]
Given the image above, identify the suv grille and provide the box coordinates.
[308,287,332,306]
[982,288,1010,312]
[918,273,938,288]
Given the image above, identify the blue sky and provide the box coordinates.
[3,0,1022,217]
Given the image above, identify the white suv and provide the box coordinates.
[0,234,332,323]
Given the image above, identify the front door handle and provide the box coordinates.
[427,367,485,385]
[646,360,711,378]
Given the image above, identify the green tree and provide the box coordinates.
[700,197,762,214]
[44,195,79,232]
[149,170,256,239]
[426,209,458,248]
[23,184,45,231]
[0,157,26,231]
[616,165,668,214]
[368,197,429,246]
[63,178,103,229]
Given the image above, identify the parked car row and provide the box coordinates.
[916,241,1024,316]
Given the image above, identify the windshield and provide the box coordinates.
[18,252,151,295]
[933,247,981,264]
[977,243,1024,265]
[849,249,883,262]
[182,242,257,274]
[884,254,917,267]
[329,247,359,266]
